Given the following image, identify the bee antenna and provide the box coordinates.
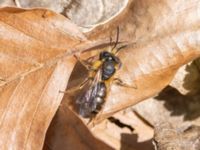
[116,45,127,54]
[111,26,119,50]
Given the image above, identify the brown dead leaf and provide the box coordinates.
[1,0,200,149]
[154,123,200,150]
[44,101,112,150]
[80,0,200,123]
[0,7,87,150]
[133,58,200,130]
[92,110,154,150]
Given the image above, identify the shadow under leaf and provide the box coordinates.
[155,86,200,120]
[120,133,154,150]
[183,58,200,95]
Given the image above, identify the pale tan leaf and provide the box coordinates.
[83,0,200,123]
[0,7,86,150]
[92,110,154,150]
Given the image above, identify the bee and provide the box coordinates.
[63,28,136,118]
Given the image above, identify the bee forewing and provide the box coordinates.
[76,69,102,117]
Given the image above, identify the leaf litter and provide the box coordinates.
[0,0,200,149]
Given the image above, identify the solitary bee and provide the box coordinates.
[63,28,136,118]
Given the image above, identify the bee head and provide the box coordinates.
[100,51,114,61]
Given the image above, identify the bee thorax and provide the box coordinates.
[102,61,116,80]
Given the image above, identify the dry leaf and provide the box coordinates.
[154,123,200,150]
[44,101,112,150]
[82,0,200,123]
[15,0,128,30]
[15,0,72,14]
[133,58,200,132]
[0,7,86,150]
[92,110,154,150]
[0,0,15,7]
[1,0,200,149]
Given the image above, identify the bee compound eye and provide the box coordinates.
[100,51,112,60]
[100,51,106,60]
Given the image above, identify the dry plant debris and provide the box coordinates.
[0,0,200,149]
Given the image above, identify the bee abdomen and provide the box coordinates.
[91,82,106,113]
[96,82,106,98]
[94,96,104,104]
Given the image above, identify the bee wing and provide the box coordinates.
[76,69,102,117]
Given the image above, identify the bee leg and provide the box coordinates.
[74,54,92,70]
[113,78,137,89]
[87,110,102,127]
[59,77,93,94]
[87,117,95,127]
[115,57,122,69]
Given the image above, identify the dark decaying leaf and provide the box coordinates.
[44,101,112,150]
